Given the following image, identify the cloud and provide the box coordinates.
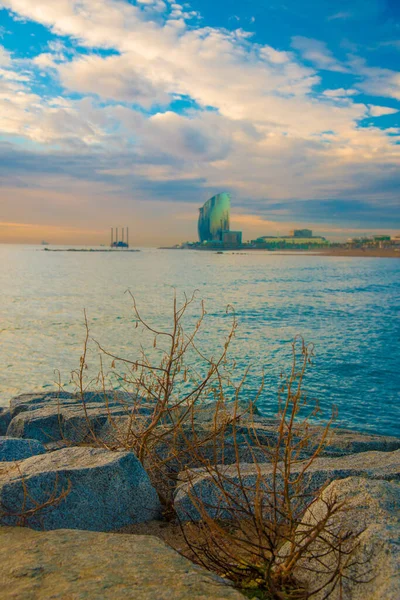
[0,1,399,242]
[327,12,352,21]
[352,59,400,101]
[368,105,398,117]
[323,88,358,98]
[380,40,400,51]
[259,198,400,228]
[291,36,348,72]
[59,53,171,107]
[0,45,11,66]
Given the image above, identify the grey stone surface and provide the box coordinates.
[5,391,146,444]
[283,477,400,599]
[9,392,77,416]
[227,420,400,458]
[0,437,46,462]
[5,393,400,460]
[0,527,245,599]
[188,402,400,456]
[322,425,400,456]
[0,447,162,530]
[175,449,400,521]
[0,407,12,436]
[159,402,400,459]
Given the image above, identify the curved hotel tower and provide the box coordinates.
[198,193,231,243]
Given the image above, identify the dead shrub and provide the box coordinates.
[62,291,248,510]
[175,339,367,599]
[59,293,367,598]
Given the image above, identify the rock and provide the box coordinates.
[175,449,400,521]
[5,393,400,459]
[323,426,400,456]
[282,477,400,599]
[191,402,400,456]
[0,527,245,599]
[0,437,46,462]
[9,392,77,416]
[0,447,162,530]
[228,420,400,458]
[0,407,12,436]
[97,413,400,474]
[168,403,400,459]
[6,391,149,445]
[6,390,400,452]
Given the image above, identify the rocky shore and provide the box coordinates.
[0,391,399,599]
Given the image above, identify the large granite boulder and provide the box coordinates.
[0,437,46,462]
[175,449,400,521]
[4,391,151,445]
[185,403,400,457]
[0,447,161,530]
[281,477,400,599]
[0,527,245,599]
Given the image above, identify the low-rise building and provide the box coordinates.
[289,229,313,238]
[222,230,242,246]
[391,235,400,245]
[252,235,328,248]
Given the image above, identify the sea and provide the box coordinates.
[1,245,399,437]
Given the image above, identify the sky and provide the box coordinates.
[0,0,399,245]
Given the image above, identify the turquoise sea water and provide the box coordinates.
[1,245,399,437]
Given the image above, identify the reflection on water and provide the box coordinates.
[0,245,399,437]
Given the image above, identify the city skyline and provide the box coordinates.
[0,0,399,244]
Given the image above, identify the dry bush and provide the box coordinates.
[63,291,247,510]
[175,339,367,599]
[60,293,366,598]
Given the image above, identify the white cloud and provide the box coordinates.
[260,46,291,64]
[59,53,171,107]
[0,46,11,66]
[368,105,399,117]
[352,59,400,101]
[327,12,352,21]
[323,88,358,98]
[32,52,58,68]
[291,36,349,73]
[0,50,112,146]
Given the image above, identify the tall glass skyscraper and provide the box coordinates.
[198,193,231,243]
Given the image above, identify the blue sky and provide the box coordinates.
[0,0,399,243]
